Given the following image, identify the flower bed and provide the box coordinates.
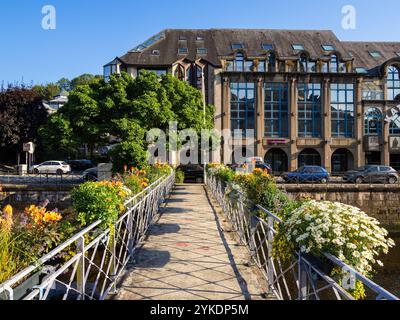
[207,164,396,299]
[0,163,172,286]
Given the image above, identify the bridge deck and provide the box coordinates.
[115,184,269,300]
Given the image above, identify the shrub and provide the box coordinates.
[233,169,301,219]
[274,200,396,299]
[124,174,149,194]
[208,165,235,185]
[71,181,128,228]
[175,169,185,184]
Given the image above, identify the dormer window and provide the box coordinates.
[151,50,160,56]
[322,45,335,51]
[355,67,368,74]
[197,48,208,55]
[232,43,243,50]
[292,44,305,51]
[261,44,274,51]
[178,48,188,55]
[179,35,187,41]
[369,51,382,58]
[196,36,204,41]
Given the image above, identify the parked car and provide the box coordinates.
[83,167,98,181]
[343,165,399,184]
[177,164,204,183]
[32,161,71,175]
[282,166,330,184]
[66,159,93,172]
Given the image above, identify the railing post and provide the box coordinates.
[127,210,134,261]
[76,236,85,300]
[298,254,308,300]
[267,215,275,295]
[109,226,117,295]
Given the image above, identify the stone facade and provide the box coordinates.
[284,184,400,229]
[105,29,400,173]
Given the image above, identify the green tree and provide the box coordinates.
[56,78,71,92]
[70,74,102,90]
[38,113,76,159]
[0,88,48,163]
[32,83,60,100]
[40,71,215,169]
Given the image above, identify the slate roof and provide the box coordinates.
[118,29,400,73]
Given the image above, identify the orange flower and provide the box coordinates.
[0,205,13,233]
[24,205,62,225]
[43,211,62,223]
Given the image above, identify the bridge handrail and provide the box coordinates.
[206,175,399,300]
[0,171,175,300]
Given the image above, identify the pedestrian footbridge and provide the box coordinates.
[115,185,270,300]
[0,173,397,300]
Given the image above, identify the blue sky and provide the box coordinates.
[1,0,399,85]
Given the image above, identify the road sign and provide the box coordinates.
[23,142,35,154]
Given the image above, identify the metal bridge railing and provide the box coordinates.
[0,172,175,300]
[207,175,399,300]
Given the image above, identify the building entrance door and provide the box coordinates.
[365,152,381,166]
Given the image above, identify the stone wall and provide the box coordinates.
[0,184,75,209]
[282,184,400,230]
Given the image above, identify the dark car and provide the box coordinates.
[343,165,399,184]
[178,164,204,183]
[282,166,330,184]
[66,159,93,172]
[83,167,98,181]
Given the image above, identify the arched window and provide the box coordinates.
[365,107,382,135]
[174,65,185,81]
[265,149,288,173]
[267,53,276,72]
[299,54,308,73]
[235,53,244,72]
[298,149,322,167]
[330,54,339,73]
[387,66,400,100]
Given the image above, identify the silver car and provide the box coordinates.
[32,161,71,175]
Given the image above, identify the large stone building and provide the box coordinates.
[104,29,400,173]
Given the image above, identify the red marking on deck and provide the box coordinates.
[176,242,190,247]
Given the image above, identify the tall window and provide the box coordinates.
[186,64,202,89]
[230,82,255,137]
[387,66,400,100]
[264,83,289,137]
[389,108,400,135]
[330,54,339,73]
[267,53,276,72]
[174,65,185,81]
[331,84,355,138]
[299,55,308,72]
[235,53,245,72]
[365,107,382,135]
[298,83,322,137]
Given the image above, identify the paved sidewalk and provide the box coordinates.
[115,184,268,300]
